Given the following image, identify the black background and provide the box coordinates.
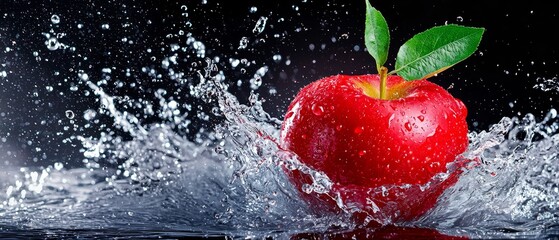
[0,0,557,167]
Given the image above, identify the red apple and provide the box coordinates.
[280,74,469,221]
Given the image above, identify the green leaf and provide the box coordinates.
[393,25,485,81]
[364,0,390,71]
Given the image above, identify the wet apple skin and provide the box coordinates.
[280,74,469,220]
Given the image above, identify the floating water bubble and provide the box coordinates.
[65,110,75,119]
[250,76,262,90]
[250,6,258,13]
[101,24,110,30]
[253,16,268,34]
[53,162,64,170]
[238,37,249,49]
[230,58,240,68]
[78,72,89,81]
[45,37,60,51]
[308,43,315,51]
[51,14,60,24]
[83,109,97,121]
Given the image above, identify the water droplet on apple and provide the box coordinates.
[301,134,307,140]
[429,161,441,170]
[335,125,343,131]
[404,122,412,131]
[421,109,427,114]
[388,114,396,127]
[354,127,363,134]
[311,104,324,116]
[418,115,425,122]
[358,150,366,156]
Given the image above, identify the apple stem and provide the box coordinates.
[379,66,388,100]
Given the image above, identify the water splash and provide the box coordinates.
[0,58,352,237]
[2,50,558,236]
[418,109,559,237]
